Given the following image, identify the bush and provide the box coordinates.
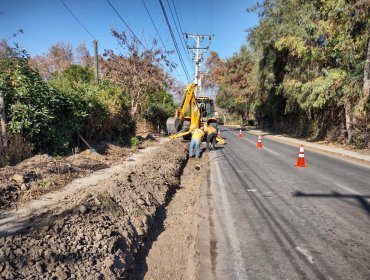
[130,136,141,147]
[142,90,175,132]
[1,47,134,157]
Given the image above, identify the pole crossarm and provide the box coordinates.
[184,33,213,96]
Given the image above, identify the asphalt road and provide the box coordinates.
[198,126,370,280]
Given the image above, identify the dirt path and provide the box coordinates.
[134,149,208,280]
[0,142,166,237]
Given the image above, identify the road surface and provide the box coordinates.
[198,126,370,280]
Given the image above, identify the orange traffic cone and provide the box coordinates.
[238,129,243,139]
[256,135,263,149]
[295,145,308,167]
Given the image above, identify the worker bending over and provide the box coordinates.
[204,123,217,151]
[189,127,204,158]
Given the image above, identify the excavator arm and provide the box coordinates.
[166,83,200,139]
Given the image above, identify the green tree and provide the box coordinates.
[0,43,63,153]
[142,90,175,132]
[204,47,257,122]
[50,66,133,146]
[245,0,370,146]
[1,42,133,156]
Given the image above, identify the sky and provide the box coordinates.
[0,0,259,85]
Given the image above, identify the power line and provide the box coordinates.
[60,0,95,40]
[106,0,148,51]
[166,0,193,68]
[170,0,194,64]
[140,0,182,78]
[158,0,191,83]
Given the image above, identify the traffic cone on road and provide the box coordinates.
[256,135,263,149]
[294,145,308,167]
[238,129,243,139]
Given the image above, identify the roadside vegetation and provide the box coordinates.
[205,0,370,148]
[0,31,176,166]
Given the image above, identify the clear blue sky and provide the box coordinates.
[0,0,259,84]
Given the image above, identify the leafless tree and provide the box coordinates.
[103,30,173,119]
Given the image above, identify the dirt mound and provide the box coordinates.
[0,140,153,211]
[0,140,188,279]
[16,154,55,170]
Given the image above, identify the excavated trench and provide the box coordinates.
[0,139,206,279]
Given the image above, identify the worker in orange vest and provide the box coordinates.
[204,123,217,151]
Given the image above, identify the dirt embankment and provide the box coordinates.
[0,140,154,211]
[0,140,189,279]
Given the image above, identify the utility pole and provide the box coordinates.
[93,39,99,83]
[185,33,213,96]
[0,90,7,150]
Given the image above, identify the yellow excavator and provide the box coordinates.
[166,83,225,144]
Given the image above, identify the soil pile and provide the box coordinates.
[0,140,187,279]
[0,141,144,211]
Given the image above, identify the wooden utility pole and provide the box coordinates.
[0,90,7,149]
[93,39,99,83]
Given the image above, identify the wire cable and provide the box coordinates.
[106,0,148,51]
[140,0,182,78]
[166,0,193,68]
[158,0,191,83]
[170,0,194,65]
[60,0,96,40]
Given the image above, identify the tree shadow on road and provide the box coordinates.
[293,191,370,217]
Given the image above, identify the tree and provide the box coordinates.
[203,51,226,89]
[0,43,63,152]
[1,41,132,156]
[244,0,370,145]
[204,47,257,122]
[103,30,172,120]
[30,42,74,79]
[142,90,175,132]
[60,64,94,84]
[76,43,93,67]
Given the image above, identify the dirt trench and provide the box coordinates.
[0,139,207,279]
[133,152,207,280]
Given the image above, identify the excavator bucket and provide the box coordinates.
[216,136,226,145]
[166,117,182,135]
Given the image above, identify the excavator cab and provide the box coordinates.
[197,97,214,119]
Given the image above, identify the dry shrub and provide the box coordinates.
[0,134,32,167]
[352,115,370,149]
